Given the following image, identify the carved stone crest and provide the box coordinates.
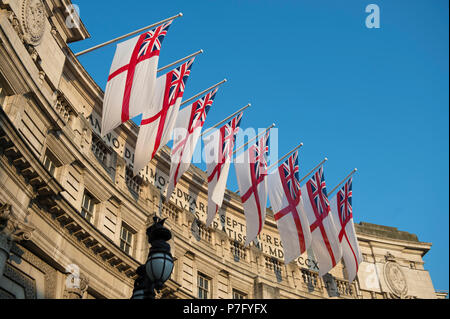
[20,0,46,46]
[384,259,408,298]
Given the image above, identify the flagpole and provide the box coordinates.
[157,50,203,74]
[233,123,275,156]
[201,103,251,137]
[327,168,358,197]
[181,79,227,107]
[75,13,183,57]
[267,142,304,172]
[298,158,328,183]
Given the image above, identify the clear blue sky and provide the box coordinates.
[69,0,449,293]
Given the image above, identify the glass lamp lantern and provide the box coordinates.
[145,217,174,291]
[146,252,174,290]
[131,216,174,299]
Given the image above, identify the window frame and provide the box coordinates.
[232,289,247,299]
[43,154,56,176]
[42,149,62,179]
[119,223,135,255]
[197,272,211,299]
[81,192,96,224]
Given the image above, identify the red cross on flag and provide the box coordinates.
[235,131,270,247]
[301,166,343,277]
[165,88,219,200]
[330,177,362,283]
[204,112,243,227]
[101,22,172,137]
[267,151,312,264]
[133,58,195,174]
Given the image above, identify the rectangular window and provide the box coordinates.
[43,154,56,176]
[120,224,134,255]
[198,273,210,299]
[42,150,61,177]
[232,289,247,299]
[81,192,95,224]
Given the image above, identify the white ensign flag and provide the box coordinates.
[101,22,172,137]
[267,151,312,264]
[166,89,218,200]
[204,113,243,227]
[330,177,362,283]
[301,166,343,277]
[235,132,270,247]
[133,58,195,174]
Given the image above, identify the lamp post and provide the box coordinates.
[131,216,174,299]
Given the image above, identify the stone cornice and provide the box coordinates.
[355,224,432,256]
[355,222,420,242]
[49,0,90,43]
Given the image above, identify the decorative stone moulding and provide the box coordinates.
[383,252,408,298]
[7,11,25,42]
[20,0,46,46]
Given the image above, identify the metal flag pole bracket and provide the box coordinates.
[75,13,183,57]
[298,157,329,184]
[233,123,275,156]
[201,103,251,138]
[157,50,203,74]
[181,79,227,107]
[267,142,304,173]
[328,168,358,197]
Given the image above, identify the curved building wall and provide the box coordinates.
[0,0,441,299]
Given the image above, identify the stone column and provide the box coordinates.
[0,203,34,278]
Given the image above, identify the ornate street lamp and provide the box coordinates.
[131,216,174,299]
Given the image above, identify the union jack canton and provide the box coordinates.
[280,151,301,202]
[209,112,243,183]
[168,58,194,104]
[190,88,217,132]
[337,178,353,241]
[308,166,330,218]
[250,131,270,180]
[138,22,171,58]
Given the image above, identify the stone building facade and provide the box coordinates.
[0,0,444,299]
